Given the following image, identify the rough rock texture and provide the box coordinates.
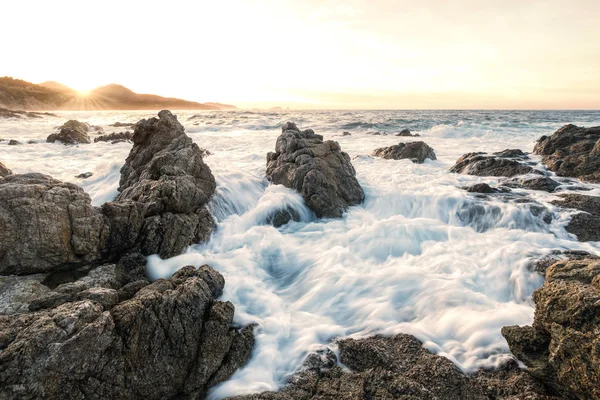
[266,122,364,218]
[231,334,559,400]
[114,110,216,257]
[511,176,561,192]
[503,257,600,399]
[534,124,600,183]
[450,149,540,177]
[372,141,436,163]
[94,131,133,143]
[551,193,600,241]
[47,120,91,144]
[0,265,254,400]
[0,161,12,177]
[0,173,105,275]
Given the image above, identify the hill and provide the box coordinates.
[0,77,236,111]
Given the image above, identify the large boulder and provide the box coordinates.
[47,120,91,144]
[502,257,600,399]
[551,193,600,241]
[372,141,436,163]
[266,122,364,218]
[534,124,600,183]
[0,265,254,400]
[232,334,559,400]
[450,149,540,177]
[0,161,12,177]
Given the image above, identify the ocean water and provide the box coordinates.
[2,110,600,398]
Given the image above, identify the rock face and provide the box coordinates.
[503,257,600,399]
[372,141,436,163]
[232,334,559,400]
[94,131,133,143]
[0,265,254,400]
[450,149,540,177]
[534,124,600,183]
[551,193,600,241]
[0,161,12,177]
[0,173,105,275]
[114,110,216,257]
[47,120,91,144]
[266,122,364,218]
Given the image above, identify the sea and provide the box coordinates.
[2,109,600,398]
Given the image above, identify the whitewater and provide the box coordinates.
[2,110,600,398]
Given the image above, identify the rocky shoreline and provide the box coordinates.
[1,114,599,399]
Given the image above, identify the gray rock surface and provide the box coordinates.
[551,193,600,241]
[47,120,91,144]
[372,141,436,163]
[230,334,559,400]
[450,150,540,177]
[266,122,364,218]
[0,265,254,400]
[534,124,600,183]
[503,257,600,399]
[94,131,133,143]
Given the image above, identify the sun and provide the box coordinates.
[76,90,91,97]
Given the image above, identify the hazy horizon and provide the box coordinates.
[2,0,599,110]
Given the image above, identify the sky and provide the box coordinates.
[2,0,599,109]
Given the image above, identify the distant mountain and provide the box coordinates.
[0,77,237,111]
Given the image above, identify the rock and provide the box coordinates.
[0,173,105,275]
[0,161,12,177]
[231,334,559,400]
[534,124,600,183]
[372,141,437,163]
[450,150,540,177]
[265,207,301,227]
[529,250,596,274]
[110,122,135,128]
[0,107,57,119]
[367,131,381,135]
[342,131,351,136]
[94,131,133,143]
[115,110,216,257]
[551,193,600,241]
[0,273,50,315]
[506,176,561,192]
[76,172,93,179]
[47,120,91,144]
[503,257,600,399]
[0,265,255,400]
[396,128,420,137]
[266,122,364,218]
[464,183,496,193]
[199,147,212,157]
[7,139,20,145]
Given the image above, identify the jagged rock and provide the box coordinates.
[232,334,559,400]
[47,120,91,144]
[266,122,364,218]
[7,139,20,145]
[0,273,50,315]
[0,161,12,177]
[450,149,540,177]
[551,193,600,241]
[0,173,105,275]
[503,257,600,399]
[94,131,133,143]
[534,124,600,183]
[76,172,93,179]
[372,141,436,163]
[0,265,255,400]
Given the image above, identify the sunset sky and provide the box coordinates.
[3,0,599,109]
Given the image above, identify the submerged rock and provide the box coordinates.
[551,193,600,241]
[0,161,12,177]
[342,131,351,136]
[463,182,497,193]
[534,124,600,183]
[450,149,540,177]
[7,139,20,145]
[47,119,91,144]
[503,257,600,399]
[94,131,133,143]
[372,141,436,163]
[76,172,93,179]
[0,265,254,400]
[266,122,364,218]
[232,334,559,400]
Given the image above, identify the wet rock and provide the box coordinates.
[7,139,20,145]
[266,122,364,218]
[232,334,559,400]
[505,176,561,192]
[503,257,600,399]
[76,172,93,179]
[0,161,12,177]
[529,250,596,274]
[396,128,420,137]
[94,131,133,143]
[0,265,255,400]
[372,141,437,163]
[450,150,540,177]
[110,121,135,128]
[342,131,351,136]
[47,120,91,144]
[534,124,600,183]
[464,183,497,193]
[266,207,301,227]
[551,193,600,241]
